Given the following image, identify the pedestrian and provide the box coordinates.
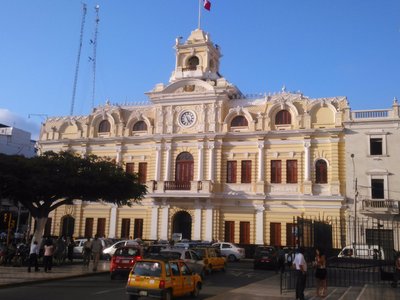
[277,246,285,273]
[314,248,327,297]
[27,240,40,272]
[392,252,400,288]
[91,234,103,271]
[43,238,54,272]
[82,238,92,267]
[294,247,307,300]
[67,237,74,263]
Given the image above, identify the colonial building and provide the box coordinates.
[344,99,400,255]
[38,29,349,247]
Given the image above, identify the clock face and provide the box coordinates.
[179,110,196,127]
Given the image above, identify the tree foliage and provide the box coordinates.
[0,151,147,219]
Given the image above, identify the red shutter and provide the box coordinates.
[121,218,131,239]
[84,218,94,238]
[270,222,282,246]
[97,218,106,237]
[134,219,143,239]
[227,161,237,183]
[126,163,135,174]
[271,160,282,183]
[138,162,147,184]
[241,160,252,183]
[224,221,235,243]
[286,160,298,183]
[239,221,250,244]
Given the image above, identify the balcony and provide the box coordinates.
[361,199,400,213]
[146,180,212,195]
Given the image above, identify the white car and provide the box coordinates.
[73,238,107,258]
[212,242,245,262]
[102,240,139,259]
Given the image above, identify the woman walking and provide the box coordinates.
[43,238,54,272]
[314,248,327,297]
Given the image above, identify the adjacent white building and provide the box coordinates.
[0,123,36,157]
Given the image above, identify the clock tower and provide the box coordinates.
[170,28,222,82]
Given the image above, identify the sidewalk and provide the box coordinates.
[0,260,109,288]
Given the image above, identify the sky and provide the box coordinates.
[0,0,399,140]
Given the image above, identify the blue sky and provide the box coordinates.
[0,0,399,140]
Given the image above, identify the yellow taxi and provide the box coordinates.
[126,258,202,300]
[192,247,226,274]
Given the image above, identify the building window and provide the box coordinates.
[241,160,252,183]
[97,218,106,237]
[286,160,297,183]
[370,138,383,155]
[84,218,94,238]
[275,110,291,125]
[224,221,235,243]
[231,116,248,127]
[138,162,147,184]
[239,221,250,244]
[371,179,384,199]
[134,219,143,239]
[98,120,110,133]
[270,223,281,246]
[133,121,147,132]
[226,161,237,183]
[286,223,296,247]
[271,160,282,183]
[315,159,328,183]
[121,218,130,239]
[187,56,199,70]
[126,163,134,174]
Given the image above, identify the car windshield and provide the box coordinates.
[160,251,181,259]
[115,248,139,257]
[133,261,162,277]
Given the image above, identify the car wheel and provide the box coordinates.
[228,254,236,262]
[191,283,201,298]
[162,289,172,300]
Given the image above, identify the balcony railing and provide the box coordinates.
[164,181,191,191]
[352,109,390,119]
[362,199,399,210]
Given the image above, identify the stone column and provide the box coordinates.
[208,144,215,181]
[150,203,159,240]
[255,206,265,245]
[160,202,169,240]
[304,141,311,181]
[204,201,213,241]
[164,144,171,181]
[193,200,202,241]
[257,142,265,182]
[108,206,117,238]
[197,144,204,181]
[154,145,162,181]
[116,146,122,164]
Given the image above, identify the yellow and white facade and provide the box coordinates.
[38,29,349,246]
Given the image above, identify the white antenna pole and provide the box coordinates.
[198,0,201,29]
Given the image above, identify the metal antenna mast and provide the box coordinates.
[91,5,100,109]
[70,3,87,116]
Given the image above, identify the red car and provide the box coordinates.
[110,245,143,279]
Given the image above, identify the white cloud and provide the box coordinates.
[0,109,41,140]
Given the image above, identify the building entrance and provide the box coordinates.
[172,211,192,240]
[61,215,75,237]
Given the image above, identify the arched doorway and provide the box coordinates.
[175,152,194,184]
[172,211,192,240]
[61,215,75,238]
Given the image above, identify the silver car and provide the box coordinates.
[212,242,245,262]
[159,248,206,278]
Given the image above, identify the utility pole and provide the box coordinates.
[351,154,358,249]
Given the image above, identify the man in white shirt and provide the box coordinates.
[27,240,40,272]
[293,247,307,300]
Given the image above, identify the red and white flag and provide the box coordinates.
[203,0,211,11]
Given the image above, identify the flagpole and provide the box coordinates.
[198,0,201,29]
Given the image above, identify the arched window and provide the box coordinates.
[133,121,147,131]
[98,120,110,133]
[187,56,199,70]
[315,159,328,184]
[231,116,248,127]
[275,110,291,125]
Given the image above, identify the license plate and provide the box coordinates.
[122,259,130,263]
[139,291,148,296]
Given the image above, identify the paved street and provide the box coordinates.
[0,260,399,299]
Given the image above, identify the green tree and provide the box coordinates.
[0,151,146,244]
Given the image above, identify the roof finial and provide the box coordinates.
[281,85,286,93]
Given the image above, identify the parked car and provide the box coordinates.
[144,244,170,258]
[253,246,278,270]
[192,246,226,274]
[73,238,110,259]
[212,242,245,262]
[338,244,385,260]
[102,240,140,259]
[159,248,206,278]
[110,245,143,279]
[126,258,202,300]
